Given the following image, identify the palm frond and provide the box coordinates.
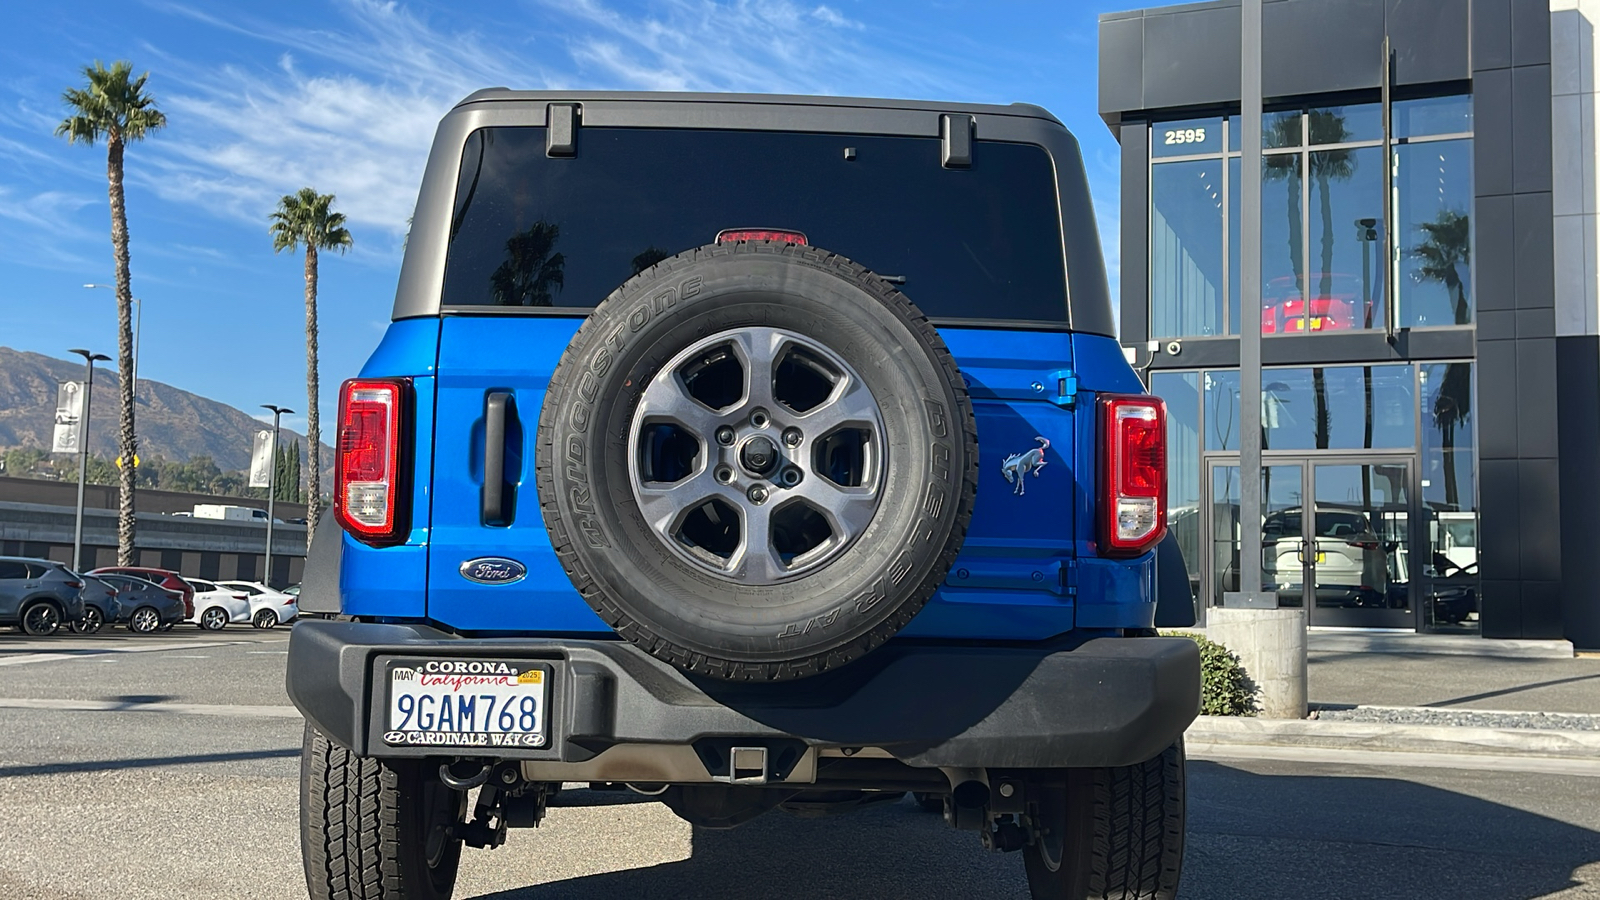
[54,60,166,147]
[269,187,354,254]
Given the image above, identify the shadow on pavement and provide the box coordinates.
[1423,672,1600,708]
[470,794,1017,899]
[1184,761,1600,900]
[466,763,1600,900]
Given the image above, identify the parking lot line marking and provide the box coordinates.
[0,640,246,667]
[1189,740,1600,778]
[0,697,302,718]
[246,650,288,654]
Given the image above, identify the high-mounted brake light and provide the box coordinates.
[715,228,808,246]
[1099,394,1167,557]
[334,378,411,545]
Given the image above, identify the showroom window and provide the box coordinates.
[1147,94,1472,339]
[1201,363,1416,452]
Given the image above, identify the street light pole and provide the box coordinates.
[83,284,141,399]
[261,404,294,588]
[68,349,111,572]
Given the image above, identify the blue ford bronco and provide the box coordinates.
[288,91,1200,900]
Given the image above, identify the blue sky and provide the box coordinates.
[1,0,1131,440]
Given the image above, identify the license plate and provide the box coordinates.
[383,659,549,748]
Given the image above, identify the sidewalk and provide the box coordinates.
[1182,633,1600,772]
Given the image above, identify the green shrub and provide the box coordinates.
[1166,632,1258,716]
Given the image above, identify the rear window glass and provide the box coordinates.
[440,127,1069,322]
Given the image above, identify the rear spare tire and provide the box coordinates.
[537,241,977,680]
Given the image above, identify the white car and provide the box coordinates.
[217,580,300,629]
[183,578,252,631]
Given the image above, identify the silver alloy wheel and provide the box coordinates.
[253,609,278,629]
[200,607,228,630]
[129,607,159,633]
[627,326,886,585]
[22,603,61,636]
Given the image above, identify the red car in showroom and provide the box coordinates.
[1261,273,1372,333]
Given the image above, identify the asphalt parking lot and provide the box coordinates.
[1,627,1597,899]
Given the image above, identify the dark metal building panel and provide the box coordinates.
[1263,0,1386,97]
[1516,458,1562,577]
[1512,67,1554,193]
[1121,122,1151,343]
[1477,459,1522,576]
[1515,307,1555,338]
[1100,16,1146,117]
[1479,580,1522,637]
[1475,340,1519,459]
[1477,309,1516,339]
[1142,6,1242,110]
[1515,338,1560,457]
[1511,0,1552,66]
[1513,192,1555,309]
[1474,194,1516,311]
[1519,581,1566,640]
[1388,0,1471,84]
[1472,69,1515,197]
[1557,336,1600,648]
[1472,0,1513,70]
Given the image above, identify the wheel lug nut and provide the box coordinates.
[782,428,802,447]
[748,485,769,504]
[715,426,736,446]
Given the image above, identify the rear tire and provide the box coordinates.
[253,609,279,629]
[127,606,160,634]
[199,607,228,631]
[71,605,105,635]
[301,725,464,900]
[21,602,62,636]
[1024,741,1185,900]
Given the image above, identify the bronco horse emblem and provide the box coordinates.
[1000,437,1050,496]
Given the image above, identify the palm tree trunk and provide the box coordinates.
[304,245,321,550]
[107,135,138,566]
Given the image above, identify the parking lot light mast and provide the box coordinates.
[261,404,294,588]
[83,284,141,397]
[68,349,111,571]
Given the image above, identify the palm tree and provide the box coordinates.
[270,188,353,547]
[55,61,166,565]
[491,221,566,306]
[1413,212,1473,507]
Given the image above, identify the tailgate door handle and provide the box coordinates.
[482,391,516,526]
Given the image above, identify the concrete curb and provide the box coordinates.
[1186,714,1600,760]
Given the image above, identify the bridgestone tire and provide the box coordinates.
[1024,741,1186,900]
[537,241,978,681]
[301,725,463,900]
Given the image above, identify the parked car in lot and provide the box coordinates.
[0,557,87,636]
[217,580,300,628]
[89,567,196,620]
[70,574,121,634]
[184,578,251,630]
[93,574,187,633]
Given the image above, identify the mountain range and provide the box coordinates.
[0,346,331,472]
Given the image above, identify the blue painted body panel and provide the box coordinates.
[341,317,1159,637]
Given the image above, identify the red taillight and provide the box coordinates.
[65,580,83,590]
[714,228,808,245]
[1099,394,1167,558]
[334,378,410,545]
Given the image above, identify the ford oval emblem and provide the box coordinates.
[459,557,527,585]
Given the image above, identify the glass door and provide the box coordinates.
[1202,456,1417,629]
[1308,460,1413,628]
[1207,462,1307,610]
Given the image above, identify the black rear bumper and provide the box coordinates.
[286,620,1199,770]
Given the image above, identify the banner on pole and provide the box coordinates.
[51,381,84,454]
[248,429,274,488]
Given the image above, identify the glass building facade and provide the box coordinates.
[1096,0,1600,644]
